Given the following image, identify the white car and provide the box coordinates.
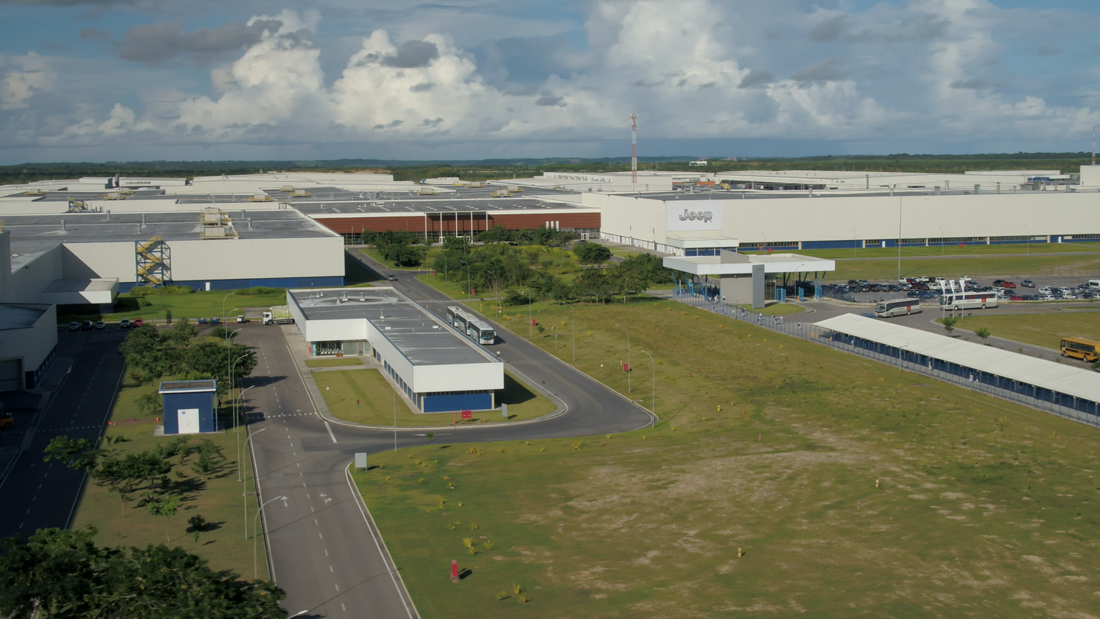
[1059,287,1075,296]
[1038,286,1052,295]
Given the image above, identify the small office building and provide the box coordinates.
[286,287,504,413]
[664,251,836,307]
[159,380,219,435]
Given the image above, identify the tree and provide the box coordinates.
[382,243,428,267]
[0,528,288,619]
[147,494,182,542]
[190,439,224,482]
[185,341,256,385]
[942,317,959,334]
[975,327,991,342]
[573,242,612,265]
[43,436,99,472]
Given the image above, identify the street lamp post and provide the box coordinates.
[640,349,655,428]
[525,290,532,337]
[231,352,250,481]
[242,426,267,540]
[234,384,254,481]
[614,324,630,393]
[253,495,287,579]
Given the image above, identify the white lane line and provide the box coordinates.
[329,565,334,573]
[324,421,338,443]
[341,603,346,612]
[335,583,339,591]
[319,532,324,540]
[324,548,328,556]
[344,464,416,619]
[314,519,318,525]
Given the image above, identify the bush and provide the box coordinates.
[234,286,284,296]
[573,241,612,264]
[128,285,194,296]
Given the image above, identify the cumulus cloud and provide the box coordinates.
[114,19,284,66]
[1,52,54,111]
[7,0,1100,157]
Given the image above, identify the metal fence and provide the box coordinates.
[670,292,1100,428]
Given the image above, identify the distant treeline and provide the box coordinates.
[2,152,1092,185]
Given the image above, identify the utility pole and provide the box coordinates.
[630,114,638,188]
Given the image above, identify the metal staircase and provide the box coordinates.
[135,236,171,286]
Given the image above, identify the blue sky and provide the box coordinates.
[1,0,1098,164]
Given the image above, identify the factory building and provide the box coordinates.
[286,288,504,413]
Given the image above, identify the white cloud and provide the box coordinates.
[6,0,1100,158]
[1,52,54,111]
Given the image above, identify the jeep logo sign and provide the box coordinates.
[667,204,723,231]
[679,209,713,223]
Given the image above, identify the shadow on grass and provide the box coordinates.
[496,374,537,407]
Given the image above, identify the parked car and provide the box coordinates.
[94,321,106,330]
[1038,286,1052,295]
[80,320,93,331]
[1002,281,1017,289]
[1021,280,1035,288]
[68,321,80,331]
[133,318,144,327]
[119,319,131,329]
[992,279,1006,286]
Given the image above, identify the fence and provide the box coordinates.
[670,292,1100,428]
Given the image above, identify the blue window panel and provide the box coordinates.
[421,392,493,413]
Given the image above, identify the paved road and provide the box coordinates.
[245,250,654,618]
[0,328,127,540]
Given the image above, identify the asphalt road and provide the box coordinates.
[0,328,127,540]
[245,250,654,618]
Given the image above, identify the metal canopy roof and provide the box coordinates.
[815,313,1100,403]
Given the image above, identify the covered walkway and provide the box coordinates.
[815,314,1100,426]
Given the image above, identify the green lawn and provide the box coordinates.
[64,289,289,323]
[314,369,554,427]
[826,253,1100,282]
[71,372,266,581]
[953,312,1100,351]
[305,357,364,368]
[356,300,1100,618]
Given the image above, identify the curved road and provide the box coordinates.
[247,249,653,618]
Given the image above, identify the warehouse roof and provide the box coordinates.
[292,196,594,216]
[288,288,500,367]
[814,313,1100,404]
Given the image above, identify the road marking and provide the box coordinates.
[300,472,303,477]
[306,493,310,499]
[319,532,323,540]
[314,519,318,525]
[324,421,338,443]
[324,548,328,556]
[311,506,314,513]
[296,462,300,468]
[334,583,339,591]
[329,565,333,573]
[303,482,307,488]
[341,603,346,612]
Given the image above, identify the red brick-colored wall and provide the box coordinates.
[313,212,600,235]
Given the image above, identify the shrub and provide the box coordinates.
[129,285,194,296]
[497,591,508,600]
[234,286,284,296]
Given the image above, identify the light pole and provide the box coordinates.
[570,303,576,363]
[242,426,267,540]
[234,384,254,481]
[253,495,287,579]
[640,349,655,428]
[524,290,532,337]
[615,324,630,393]
[222,292,235,421]
[231,352,250,480]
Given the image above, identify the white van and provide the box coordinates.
[1089,280,1100,290]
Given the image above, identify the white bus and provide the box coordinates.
[469,320,496,345]
[876,298,921,318]
[941,291,998,311]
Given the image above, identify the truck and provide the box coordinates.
[262,307,294,325]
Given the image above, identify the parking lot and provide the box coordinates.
[818,275,1100,306]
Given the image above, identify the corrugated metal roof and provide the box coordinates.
[814,313,1100,403]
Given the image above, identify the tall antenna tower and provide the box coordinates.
[630,113,638,186]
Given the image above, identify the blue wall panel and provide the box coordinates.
[162,390,217,434]
[802,240,859,250]
[422,392,493,413]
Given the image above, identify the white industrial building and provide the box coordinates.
[286,288,504,413]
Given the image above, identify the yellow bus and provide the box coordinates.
[1060,337,1100,362]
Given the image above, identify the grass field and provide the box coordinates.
[953,311,1100,351]
[69,289,289,323]
[356,300,1100,618]
[827,253,1100,282]
[71,372,265,581]
[305,357,364,368]
[315,368,555,427]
